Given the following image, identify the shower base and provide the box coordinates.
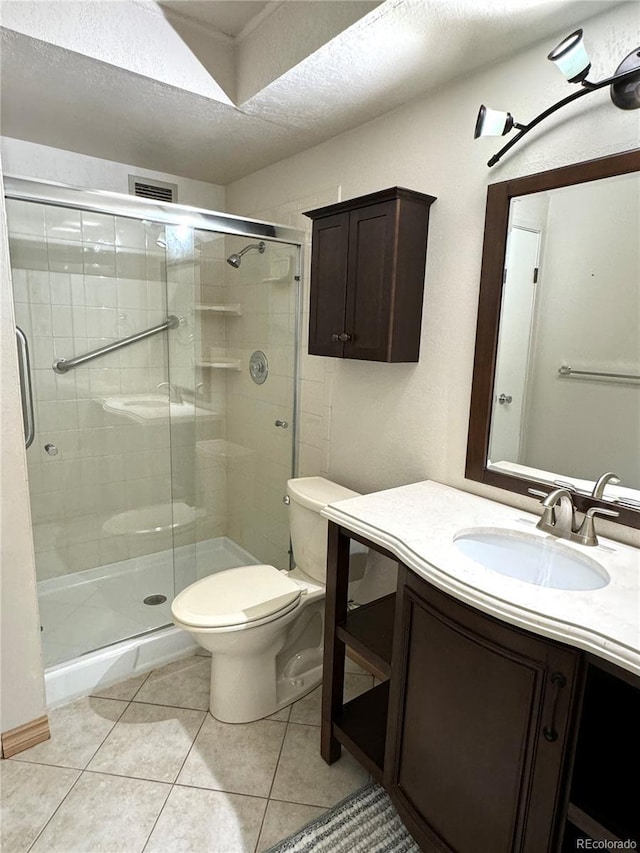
[40,536,260,708]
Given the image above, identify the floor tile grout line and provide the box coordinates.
[25,765,85,853]
[81,697,133,772]
[139,777,174,853]
[170,707,210,786]
[255,713,294,853]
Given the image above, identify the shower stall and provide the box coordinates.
[4,176,303,704]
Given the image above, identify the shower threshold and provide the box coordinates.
[40,535,261,708]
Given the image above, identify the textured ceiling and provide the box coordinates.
[0,0,619,184]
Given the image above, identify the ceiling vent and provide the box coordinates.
[128,176,178,203]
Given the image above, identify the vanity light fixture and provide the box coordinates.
[475,29,640,167]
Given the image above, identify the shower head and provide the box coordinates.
[226,241,265,268]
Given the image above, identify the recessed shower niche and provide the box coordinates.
[5,176,302,688]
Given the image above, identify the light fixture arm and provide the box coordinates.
[486,62,640,167]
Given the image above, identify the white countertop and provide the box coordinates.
[322,481,640,678]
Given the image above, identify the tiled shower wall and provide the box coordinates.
[233,187,342,483]
[166,228,227,550]
[7,197,302,584]
[223,239,299,569]
[8,200,174,580]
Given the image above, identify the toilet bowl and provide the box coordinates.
[171,477,366,723]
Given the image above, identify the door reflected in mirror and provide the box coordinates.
[489,171,639,497]
[466,150,640,527]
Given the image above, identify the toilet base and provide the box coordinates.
[204,593,325,723]
[208,647,324,723]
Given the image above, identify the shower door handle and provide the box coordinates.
[16,326,35,448]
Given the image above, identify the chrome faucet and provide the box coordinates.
[157,381,183,404]
[591,471,621,499]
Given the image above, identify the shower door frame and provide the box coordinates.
[4,173,305,652]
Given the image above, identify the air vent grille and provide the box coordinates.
[128,176,178,203]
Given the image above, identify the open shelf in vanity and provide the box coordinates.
[332,593,395,780]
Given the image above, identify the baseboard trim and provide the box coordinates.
[1,715,50,758]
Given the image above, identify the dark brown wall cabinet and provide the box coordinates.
[322,523,639,853]
[304,187,436,362]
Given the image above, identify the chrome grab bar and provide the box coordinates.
[16,326,35,448]
[53,315,180,374]
[558,364,640,382]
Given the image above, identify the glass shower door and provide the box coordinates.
[6,198,177,666]
[164,225,300,591]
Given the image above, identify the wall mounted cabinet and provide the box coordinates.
[304,187,436,362]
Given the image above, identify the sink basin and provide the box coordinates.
[453,528,609,590]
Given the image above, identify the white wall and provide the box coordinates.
[226,3,640,548]
[0,138,226,211]
[521,176,640,485]
[0,158,46,735]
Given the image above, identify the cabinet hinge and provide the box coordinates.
[533,267,539,284]
[294,275,301,282]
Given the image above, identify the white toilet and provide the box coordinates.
[171,477,366,723]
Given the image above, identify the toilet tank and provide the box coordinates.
[287,477,361,583]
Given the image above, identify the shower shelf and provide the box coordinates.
[196,358,242,370]
[195,304,242,315]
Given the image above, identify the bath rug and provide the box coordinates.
[264,782,420,853]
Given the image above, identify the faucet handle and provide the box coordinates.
[528,488,549,499]
[553,480,578,493]
[573,506,620,547]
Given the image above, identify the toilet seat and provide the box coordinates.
[171,564,302,629]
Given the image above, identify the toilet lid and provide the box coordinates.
[171,565,302,629]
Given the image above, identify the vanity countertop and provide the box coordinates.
[322,481,640,677]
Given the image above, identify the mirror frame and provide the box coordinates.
[466,149,640,530]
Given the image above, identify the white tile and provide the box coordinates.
[11,697,128,770]
[87,702,205,783]
[49,272,73,305]
[30,303,52,336]
[115,216,147,249]
[145,785,266,853]
[0,760,80,853]
[177,715,287,797]
[133,656,211,711]
[45,206,82,241]
[29,771,170,853]
[257,799,325,852]
[270,723,368,808]
[27,270,50,304]
[81,211,115,245]
[48,242,83,275]
[5,198,46,237]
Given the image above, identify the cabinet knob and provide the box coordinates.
[331,333,352,342]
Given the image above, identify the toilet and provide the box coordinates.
[171,477,366,723]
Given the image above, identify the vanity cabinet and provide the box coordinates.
[303,187,436,362]
[386,565,580,853]
[322,521,640,853]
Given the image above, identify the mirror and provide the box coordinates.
[466,150,640,529]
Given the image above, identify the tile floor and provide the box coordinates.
[1,652,373,853]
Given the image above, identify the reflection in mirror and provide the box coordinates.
[488,172,640,501]
[466,150,640,528]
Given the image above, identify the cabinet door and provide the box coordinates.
[308,211,349,357]
[344,200,397,361]
[385,567,580,853]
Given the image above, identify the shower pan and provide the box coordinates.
[4,176,303,705]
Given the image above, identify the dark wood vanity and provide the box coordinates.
[322,521,640,853]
